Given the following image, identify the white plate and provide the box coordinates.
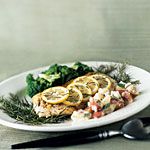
[0,61,150,132]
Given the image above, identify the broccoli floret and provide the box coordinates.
[39,73,60,83]
[72,62,93,75]
[42,64,59,75]
[26,74,39,97]
[26,74,51,97]
[26,62,93,97]
[58,66,78,84]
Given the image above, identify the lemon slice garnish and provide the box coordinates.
[90,73,112,91]
[73,76,99,95]
[63,88,83,106]
[42,86,69,104]
[67,83,92,102]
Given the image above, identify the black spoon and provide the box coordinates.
[11,117,150,149]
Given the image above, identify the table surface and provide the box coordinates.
[0,0,150,150]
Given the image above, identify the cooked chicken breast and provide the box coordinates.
[32,93,76,117]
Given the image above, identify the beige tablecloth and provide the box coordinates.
[0,0,150,149]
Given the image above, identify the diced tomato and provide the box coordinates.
[92,111,104,118]
[116,90,126,94]
[88,99,101,112]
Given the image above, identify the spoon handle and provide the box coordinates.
[11,130,120,149]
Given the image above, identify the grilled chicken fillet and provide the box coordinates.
[32,93,76,118]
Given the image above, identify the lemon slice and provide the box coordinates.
[67,83,92,102]
[42,86,69,104]
[73,76,99,95]
[90,74,112,91]
[63,88,83,106]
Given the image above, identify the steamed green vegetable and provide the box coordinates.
[26,62,93,97]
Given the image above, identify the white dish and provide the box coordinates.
[0,61,150,132]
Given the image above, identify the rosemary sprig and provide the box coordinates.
[94,62,139,84]
[0,94,69,125]
[111,63,131,83]
[94,64,117,74]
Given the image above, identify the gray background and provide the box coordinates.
[0,0,150,149]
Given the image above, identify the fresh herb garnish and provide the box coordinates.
[117,83,125,88]
[112,63,131,83]
[94,64,117,74]
[95,63,140,84]
[0,94,69,125]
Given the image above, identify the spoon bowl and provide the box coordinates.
[121,117,150,139]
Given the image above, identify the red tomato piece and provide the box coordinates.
[88,99,101,112]
[116,90,126,94]
[92,111,104,118]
